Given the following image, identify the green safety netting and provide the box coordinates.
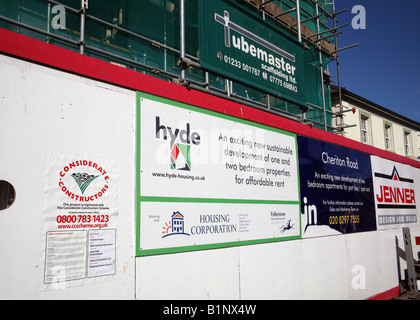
[0,0,335,130]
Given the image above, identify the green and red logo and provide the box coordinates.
[58,160,110,201]
[155,116,201,171]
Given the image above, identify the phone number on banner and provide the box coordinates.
[56,214,109,229]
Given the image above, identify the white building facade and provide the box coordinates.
[332,86,420,161]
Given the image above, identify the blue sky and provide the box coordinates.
[327,0,420,122]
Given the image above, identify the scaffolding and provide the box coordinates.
[0,0,358,132]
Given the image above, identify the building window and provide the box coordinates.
[404,130,411,156]
[360,114,369,144]
[384,123,392,151]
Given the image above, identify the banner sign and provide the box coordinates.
[297,136,377,238]
[199,0,306,108]
[137,92,301,255]
[136,92,419,255]
[371,156,418,229]
[40,152,119,290]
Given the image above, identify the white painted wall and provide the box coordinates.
[0,54,136,299]
[135,228,406,300]
[0,54,417,299]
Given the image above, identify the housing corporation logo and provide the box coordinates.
[162,211,190,238]
[161,212,237,239]
[155,116,201,171]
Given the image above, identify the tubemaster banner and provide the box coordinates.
[199,0,306,108]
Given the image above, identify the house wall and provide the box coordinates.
[334,101,420,160]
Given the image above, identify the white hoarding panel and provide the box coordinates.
[0,54,135,298]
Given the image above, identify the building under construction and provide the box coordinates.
[0,0,419,300]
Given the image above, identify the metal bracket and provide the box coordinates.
[396,228,419,292]
[336,107,356,115]
[258,0,276,9]
[178,57,191,70]
[177,57,201,71]
[170,77,191,90]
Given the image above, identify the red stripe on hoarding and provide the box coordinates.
[0,27,419,169]
[367,286,400,300]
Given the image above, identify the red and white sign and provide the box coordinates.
[371,155,419,229]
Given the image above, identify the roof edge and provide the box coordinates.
[331,85,420,130]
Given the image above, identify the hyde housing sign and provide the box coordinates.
[137,92,301,256]
[199,0,306,108]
